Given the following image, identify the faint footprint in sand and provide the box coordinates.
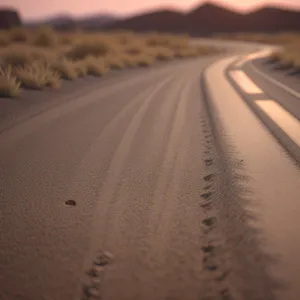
[201,192,212,200]
[201,202,213,210]
[202,217,216,227]
[220,288,234,300]
[86,265,103,278]
[202,245,215,253]
[204,159,213,166]
[83,285,101,299]
[203,174,214,181]
[216,270,230,282]
[94,251,114,267]
[203,184,213,190]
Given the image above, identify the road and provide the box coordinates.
[0,40,300,300]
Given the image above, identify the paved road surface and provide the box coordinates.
[0,40,300,300]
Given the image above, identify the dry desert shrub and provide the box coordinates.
[0,31,10,46]
[52,58,79,80]
[104,54,126,69]
[32,26,59,47]
[9,27,30,43]
[134,54,155,67]
[0,28,222,97]
[14,61,61,90]
[149,46,175,60]
[0,66,21,97]
[66,38,114,60]
[82,56,109,76]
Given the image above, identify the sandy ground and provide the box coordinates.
[0,41,290,300]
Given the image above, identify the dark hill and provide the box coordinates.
[76,14,116,29]
[185,2,245,35]
[103,1,300,35]
[104,9,185,33]
[243,6,300,32]
[22,1,300,34]
[0,8,22,29]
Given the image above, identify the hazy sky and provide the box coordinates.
[1,0,300,20]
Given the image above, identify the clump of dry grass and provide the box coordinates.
[145,33,189,50]
[279,54,294,68]
[14,62,61,90]
[124,43,146,56]
[0,31,10,46]
[1,49,32,67]
[215,32,300,46]
[73,60,88,77]
[52,58,78,80]
[134,54,155,67]
[267,50,282,63]
[268,42,300,70]
[196,45,221,55]
[0,28,222,97]
[277,50,300,69]
[104,54,126,70]
[83,56,109,76]
[118,53,138,68]
[66,39,114,60]
[59,33,78,45]
[0,46,57,68]
[32,26,59,47]
[174,45,220,58]
[112,31,136,46]
[9,27,30,43]
[144,33,201,59]
[149,46,174,60]
[174,48,192,58]
[0,66,21,97]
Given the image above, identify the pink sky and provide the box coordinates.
[2,0,300,20]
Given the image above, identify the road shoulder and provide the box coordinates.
[225,54,300,164]
[204,56,300,300]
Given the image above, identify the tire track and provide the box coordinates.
[76,75,176,300]
[95,76,192,300]
[85,69,207,300]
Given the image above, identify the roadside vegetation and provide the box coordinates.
[266,41,300,71]
[214,32,300,45]
[0,27,220,97]
[215,32,300,71]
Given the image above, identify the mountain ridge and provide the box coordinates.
[3,1,300,33]
[103,2,300,34]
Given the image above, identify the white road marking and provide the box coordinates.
[205,54,300,300]
[230,46,300,101]
[229,70,263,94]
[250,61,300,100]
[256,99,300,147]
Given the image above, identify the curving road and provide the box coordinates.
[1,40,300,300]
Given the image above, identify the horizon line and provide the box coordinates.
[9,0,300,22]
